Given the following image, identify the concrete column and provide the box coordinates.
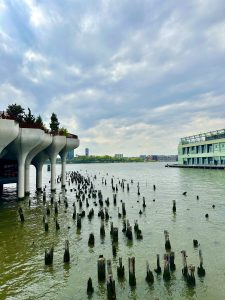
[50,158,56,191]
[25,133,52,195]
[36,164,43,191]
[61,151,67,188]
[45,135,66,192]
[59,137,79,188]
[25,164,30,196]
[18,157,25,199]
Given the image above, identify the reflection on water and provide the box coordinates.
[0,162,225,299]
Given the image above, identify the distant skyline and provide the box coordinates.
[1,0,225,155]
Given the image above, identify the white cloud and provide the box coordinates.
[0,83,36,110]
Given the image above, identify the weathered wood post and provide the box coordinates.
[181,250,188,278]
[77,213,81,229]
[187,265,196,286]
[88,233,95,247]
[54,202,58,214]
[55,219,60,230]
[163,254,171,281]
[112,228,118,243]
[117,257,125,279]
[18,207,25,222]
[63,240,70,263]
[100,222,105,238]
[45,247,54,265]
[128,257,136,287]
[169,251,176,271]
[154,254,162,274]
[43,190,46,202]
[197,249,205,277]
[110,222,114,236]
[87,277,94,295]
[164,230,171,251]
[107,260,116,299]
[172,200,176,213]
[98,255,106,281]
[72,205,76,219]
[146,261,154,284]
[122,203,126,216]
[126,220,133,240]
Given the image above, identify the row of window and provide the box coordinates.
[183,157,225,165]
[181,142,225,155]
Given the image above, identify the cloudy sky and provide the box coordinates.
[1,0,225,156]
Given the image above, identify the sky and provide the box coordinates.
[0,0,225,156]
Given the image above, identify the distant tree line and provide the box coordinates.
[59,155,145,164]
[1,103,68,136]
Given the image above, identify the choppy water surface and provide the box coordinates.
[0,162,225,300]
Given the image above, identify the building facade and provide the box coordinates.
[67,149,74,160]
[178,129,225,165]
[85,148,89,156]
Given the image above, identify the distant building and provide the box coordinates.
[67,150,74,160]
[178,128,225,165]
[85,148,89,156]
[114,154,123,158]
[148,155,178,162]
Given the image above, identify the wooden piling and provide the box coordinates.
[45,247,54,265]
[117,257,125,279]
[87,277,94,295]
[146,261,154,284]
[163,254,171,281]
[154,254,162,274]
[98,255,106,281]
[128,257,136,287]
[63,240,70,263]
[107,260,116,300]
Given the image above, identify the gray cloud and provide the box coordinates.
[0,0,225,155]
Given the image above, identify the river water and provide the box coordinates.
[0,162,225,300]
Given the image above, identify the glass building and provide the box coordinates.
[178,128,225,165]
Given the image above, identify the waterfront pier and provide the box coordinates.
[0,118,79,199]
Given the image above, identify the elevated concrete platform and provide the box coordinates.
[165,164,225,170]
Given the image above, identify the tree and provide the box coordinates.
[59,127,68,137]
[36,115,46,130]
[6,103,25,123]
[24,108,36,124]
[50,113,60,134]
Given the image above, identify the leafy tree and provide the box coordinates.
[50,112,60,134]
[59,127,68,137]
[6,103,25,123]
[36,115,47,130]
[24,108,36,124]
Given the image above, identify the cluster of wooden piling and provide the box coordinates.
[16,168,208,298]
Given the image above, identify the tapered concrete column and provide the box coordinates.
[32,150,50,192]
[25,133,52,194]
[0,119,19,158]
[61,152,67,188]
[59,137,79,188]
[6,128,46,200]
[36,164,43,190]
[45,135,66,192]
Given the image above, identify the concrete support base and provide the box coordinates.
[25,191,30,196]
[62,184,66,188]
[51,189,56,192]
[36,187,42,192]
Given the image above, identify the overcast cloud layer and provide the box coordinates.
[1,0,225,155]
